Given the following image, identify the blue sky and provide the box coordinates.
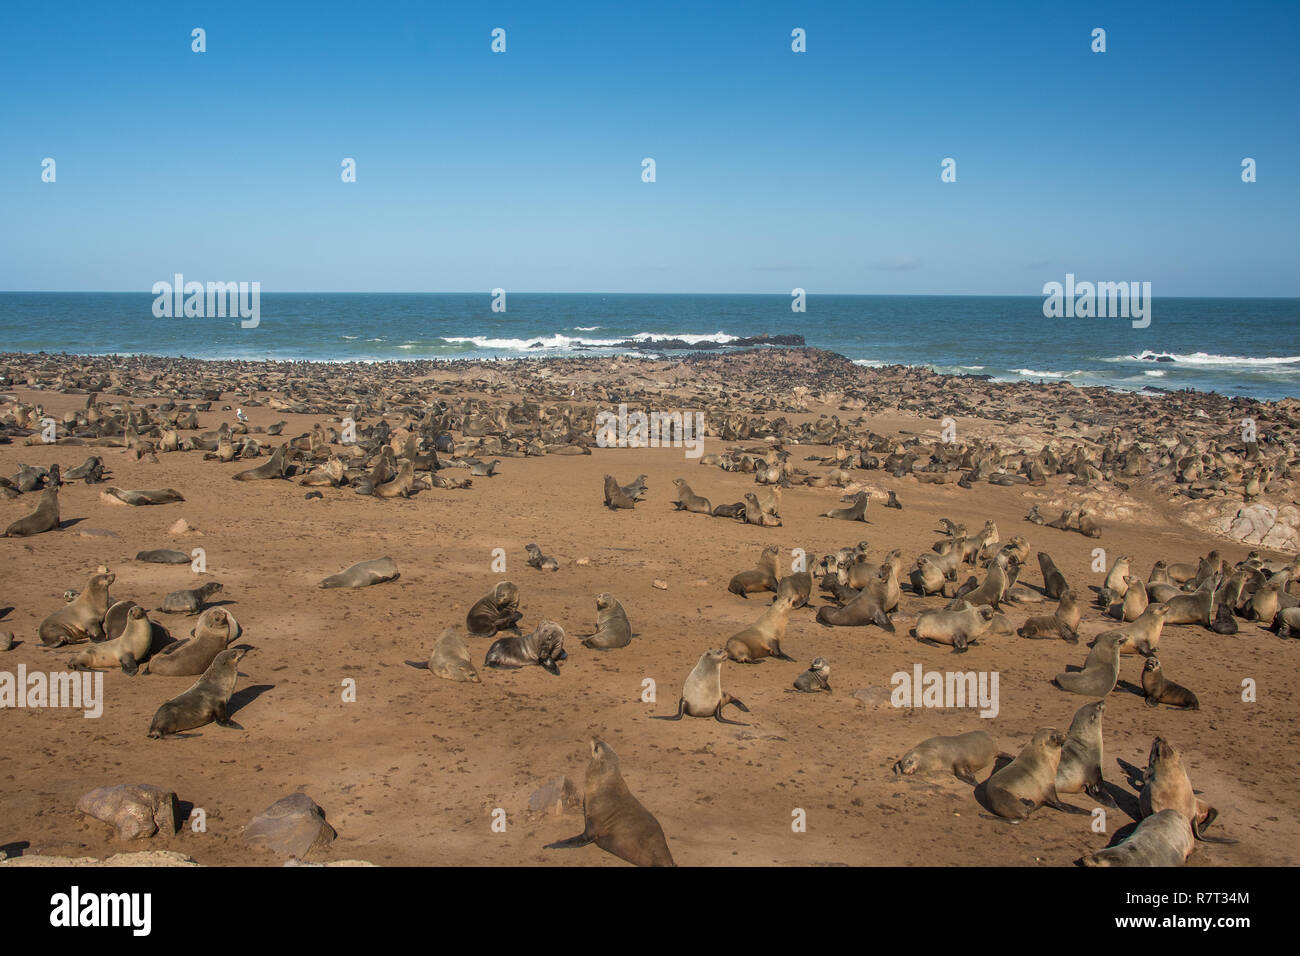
[1,0,1296,295]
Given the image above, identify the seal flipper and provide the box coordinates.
[405,659,431,669]
[874,610,895,632]
[651,698,686,721]
[120,653,140,676]
[954,768,979,786]
[1046,791,1090,815]
[544,828,596,850]
[712,702,748,726]
[1085,782,1118,808]
[728,695,750,713]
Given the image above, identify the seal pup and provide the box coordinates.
[620,475,648,500]
[914,603,996,653]
[38,571,113,646]
[824,491,868,521]
[1055,700,1118,808]
[525,543,559,572]
[1140,657,1199,710]
[158,582,224,615]
[485,620,567,674]
[405,627,480,682]
[725,592,797,663]
[1139,737,1234,844]
[147,647,248,738]
[655,649,749,724]
[318,557,400,589]
[792,657,831,692]
[67,605,153,675]
[144,607,240,676]
[101,486,185,505]
[742,492,781,526]
[136,549,192,565]
[1079,809,1196,867]
[816,565,894,630]
[671,478,711,514]
[1272,606,1300,639]
[465,581,523,637]
[3,467,60,536]
[885,490,902,509]
[603,475,637,510]
[543,738,674,867]
[986,728,1085,821]
[582,592,632,649]
[893,731,999,786]
[727,546,780,597]
[1052,632,1127,696]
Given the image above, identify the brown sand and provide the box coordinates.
[1,360,1296,866]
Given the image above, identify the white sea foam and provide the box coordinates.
[1110,350,1300,367]
[1014,368,1082,379]
[438,330,741,351]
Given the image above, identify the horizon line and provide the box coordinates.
[3,290,1299,300]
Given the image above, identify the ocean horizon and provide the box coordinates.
[2,292,1298,401]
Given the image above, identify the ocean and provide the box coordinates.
[1,293,1298,401]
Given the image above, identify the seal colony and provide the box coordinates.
[0,347,1295,865]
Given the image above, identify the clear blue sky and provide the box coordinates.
[1,0,1296,295]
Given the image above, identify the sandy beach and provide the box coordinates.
[1,348,1297,866]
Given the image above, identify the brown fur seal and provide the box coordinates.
[914,603,996,653]
[582,592,632,649]
[1120,576,1148,621]
[231,443,289,481]
[1272,606,1300,639]
[816,565,894,631]
[672,478,711,514]
[1140,657,1199,710]
[102,486,185,505]
[1037,551,1069,599]
[38,571,113,646]
[776,561,812,608]
[485,620,566,674]
[1112,602,1170,657]
[893,731,999,786]
[525,543,559,572]
[405,627,480,682]
[544,738,674,867]
[68,605,153,675]
[144,607,240,676]
[3,470,60,536]
[147,647,248,737]
[318,557,400,589]
[742,492,781,526]
[1079,809,1195,867]
[1055,700,1118,807]
[1018,589,1082,642]
[824,491,868,521]
[654,648,748,723]
[603,475,636,509]
[725,592,797,663]
[465,581,523,636]
[135,549,192,564]
[727,546,780,597]
[1052,631,1127,696]
[792,657,831,692]
[158,581,224,614]
[1139,737,1234,843]
[102,599,140,640]
[986,727,1085,821]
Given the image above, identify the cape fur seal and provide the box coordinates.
[824,491,868,521]
[525,543,559,572]
[725,592,797,663]
[1141,657,1199,709]
[3,469,60,536]
[136,549,192,565]
[986,727,1086,821]
[144,607,240,676]
[582,592,632,649]
[655,648,749,724]
[102,487,185,505]
[67,605,153,675]
[1037,552,1069,600]
[815,564,896,630]
[148,647,248,737]
[1018,589,1082,642]
[793,657,831,692]
[727,546,780,597]
[1139,736,1234,844]
[603,475,636,509]
[318,557,399,589]
[1079,809,1195,867]
[1055,700,1118,807]
[544,738,675,867]
[914,603,995,653]
[158,581,224,614]
[672,478,711,514]
[893,731,999,785]
[465,581,522,637]
[406,627,480,682]
[1053,632,1128,696]
[485,620,567,674]
[38,571,113,646]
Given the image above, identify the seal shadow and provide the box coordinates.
[0,606,12,621]
[56,517,87,529]
[969,756,1015,813]
[1114,679,1145,698]
[147,622,175,653]
[1115,757,1146,792]
[0,840,30,858]
[228,683,274,717]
